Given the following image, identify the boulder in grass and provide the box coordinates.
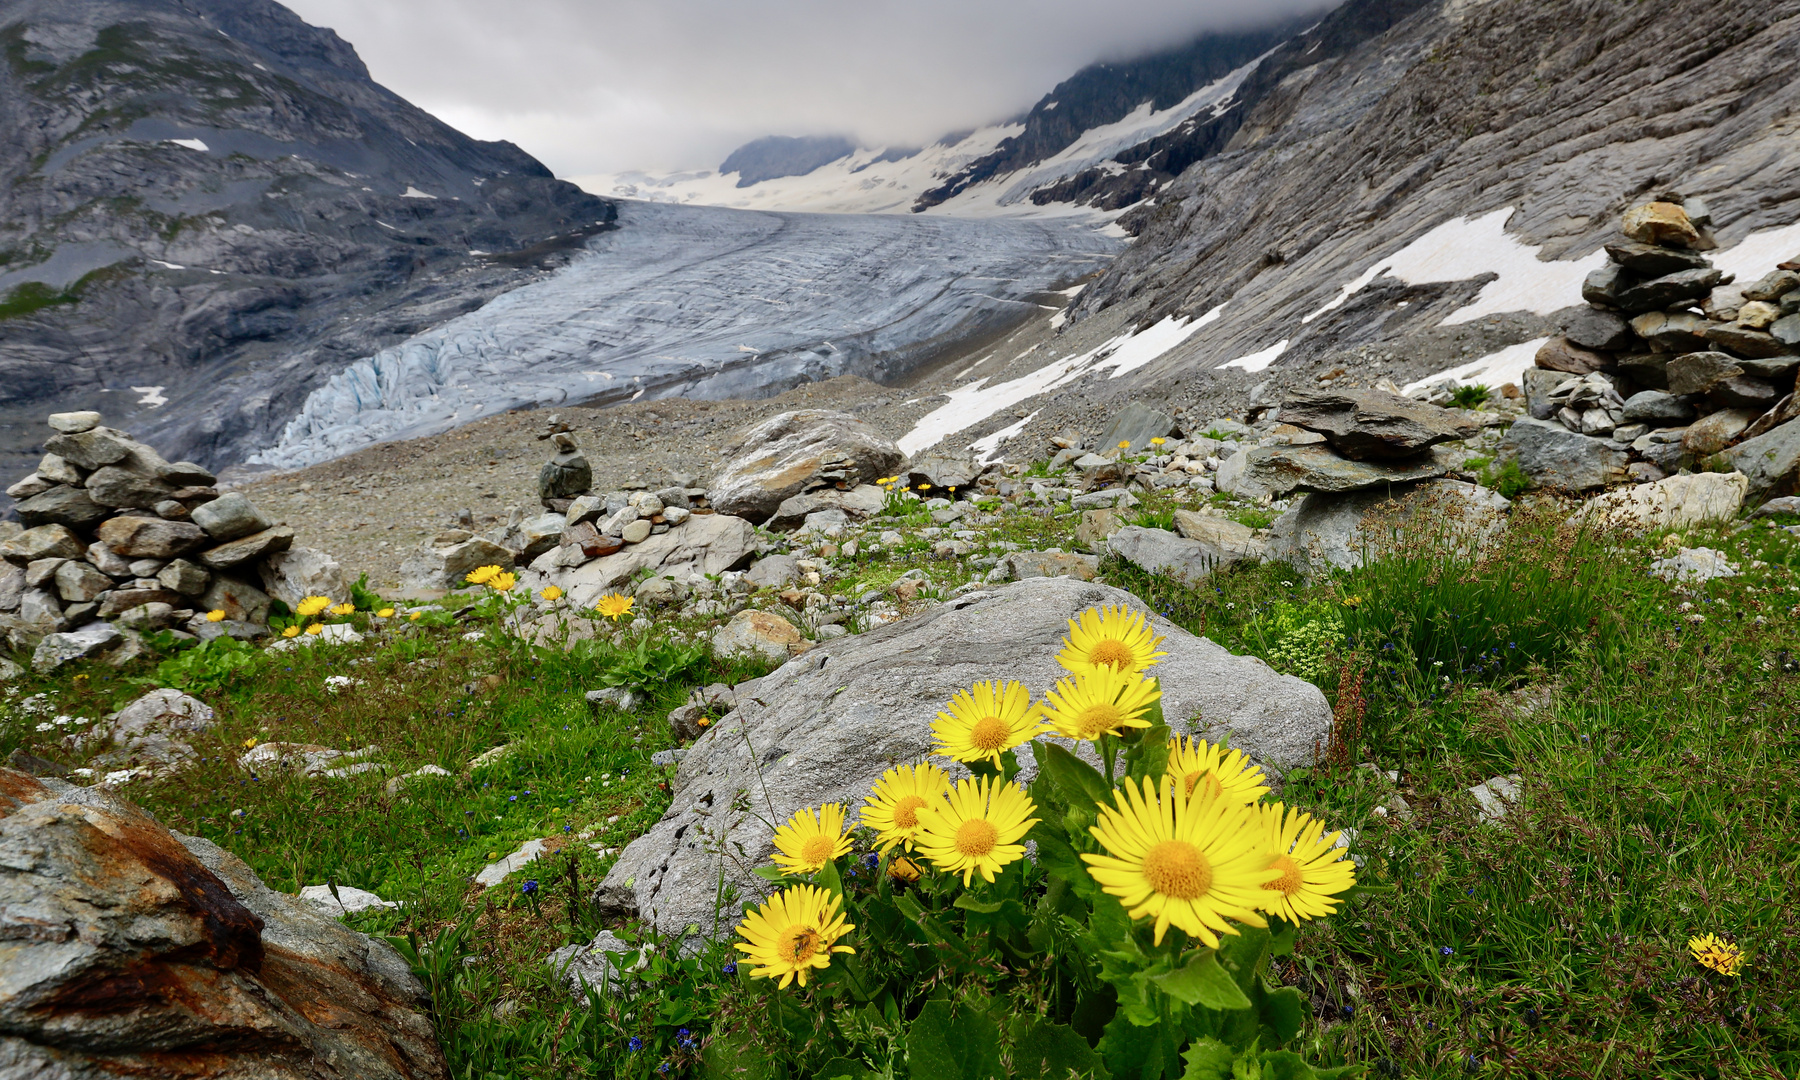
[711,609,804,662]
[31,622,122,673]
[1725,418,1800,503]
[1277,390,1479,460]
[1106,526,1256,586]
[709,410,904,524]
[1569,472,1748,532]
[1502,419,1627,492]
[259,546,349,609]
[1265,480,1510,577]
[594,576,1331,938]
[398,538,514,592]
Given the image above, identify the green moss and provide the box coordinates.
[0,280,78,320]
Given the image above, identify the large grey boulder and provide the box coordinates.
[1217,443,1457,500]
[190,491,273,542]
[1266,480,1510,577]
[765,484,886,531]
[14,485,111,530]
[541,513,757,605]
[260,546,350,608]
[31,622,122,673]
[1502,419,1628,491]
[1725,418,1800,503]
[1096,401,1180,453]
[594,576,1331,937]
[0,769,446,1079]
[709,410,904,523]
[1106,525,1257,585]
[1569,471,1747,531]
[398,537,514,592]
[95,516,208,559]
[1278,390,1479,460]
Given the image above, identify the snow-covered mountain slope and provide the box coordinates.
[249,200,1121,469]
[575,16,1311,220]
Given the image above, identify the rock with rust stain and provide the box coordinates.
[0,767,447,1079]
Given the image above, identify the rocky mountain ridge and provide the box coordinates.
[0,0,615,482]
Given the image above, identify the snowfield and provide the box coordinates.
[250,200,1121,469]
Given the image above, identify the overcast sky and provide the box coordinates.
[281,1,1334,180]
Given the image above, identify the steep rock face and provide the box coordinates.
[719,135,857,186]
[1065,0,1800,399]
[0,0,615,482]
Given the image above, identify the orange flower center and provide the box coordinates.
[1074,702,1124,739]
[778,924,821,963]
[955,818,999,858]
[1264,853,1305,896]
[891,795,928,830]
[1141,840,1213,900]
[1183,770,1223,802]
[801,836,837,866]
[968,715,1012,752]
[1089,639,1136,670]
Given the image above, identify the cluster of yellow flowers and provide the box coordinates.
[274,594,399,636]
[1688,933,1744,976]
[465,565,517,592]
[733,605,1358,987]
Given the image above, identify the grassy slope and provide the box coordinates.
[4,476,1797,1079]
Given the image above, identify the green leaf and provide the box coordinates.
[816,857,845,903]
[751,866,790,883]
[1152,950,1253,1010]
[1098,1005,1184,1080]
[1177,1037,1238,1080]
[1035,742,1113,813]
[1008,1014,1110,1080]
[1268,920,1297,958]
[700,1035,776,1079]
[1258,986,1308,1045]
[1030,826,1102,901]
[1126,722,1173,783]
[906,998,1003,1080]
[815,1056,874,1080]
[895,893,975,963]
[954,894,1006,914]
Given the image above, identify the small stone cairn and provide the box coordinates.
[1524,195,1800,482]
[1,411,342,671]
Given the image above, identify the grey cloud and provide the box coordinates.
[282,0,1337,176]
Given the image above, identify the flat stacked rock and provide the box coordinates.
[1,412,344,670]
[1217,389,1480,500]
[1515,196,1800,489]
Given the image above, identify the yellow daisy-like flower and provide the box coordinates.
[1167,736,1269,806]
[465,565,502,585]
[1037,665,1161,742]
[1253,802,1356,923]
[541,585,563,601]
[1689,933,1744,976]
[377,607,396,618]
[1082,775,1277,947]
[305,623,324,636]
[1151,437,1166,446]
[914,775,1038,886]
[242,737,258,749]
[1118,441,1131,450]
[930,680,1041,767]
[769,803,853,875]
[1058,605,1167,675]
[596,593,634,621]
[488,572,518,592]
[295,595,333,618]
[205,609,226,622]
[330,602,356,616]
[408,610,422,621]
[861,762,951,853]
[281,625,300,638]
[733,884,855,988]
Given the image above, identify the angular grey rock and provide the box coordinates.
[1725,418,1800,503]
[595,577,1331,937]
[54,560,113,603]
[709,410,904,523]
[547,931,638,999]
[1615,352,1671,391]
[1569,471,1747,532]
[0,769,445,1079]
[1666,351,1745,396]
[514,513,568,562]
[545,513,756,605]
[1074,453,1125,489]
[46,410,102,434]
[87,541,134,576]
[1096,401,1179,453]
[42,427,135,470]
[1217,443,1457,500]
[711,609,804,662]
[1266,480,1510,577]
[5,524,86,564]
[1628,310,1712,353]
[259,546,349,609]
[96,516,208,559]
[539,451,592,501]
[5,474,52,500]
[298,884,398,917]
[1708,375,1781,411]
[1532,336,1610,375]
[1003,551,1100,581]
[1470,774,1523,823]
[745,554,800,589]
[1743,270,1800,302]
[0,565,22,613]
[157,460,218,487]
[116,600,179,630]
[37,452,84,485]
[1602,240,1711,276]
[765,486,884,530]
[1737,353,1800,380]
[1521,368,1569,420]
[1106,526,1257,585]
[25,558,64,589]
[1773,313,1800,347]
[1560,307,1634,351]
[18,587,64,634]
[108,688,217,742]
[1581,263,1629,306]
[200,576,274,624]
[620,519,653,544]
[1171,510,1265,560]
[1613,267,1723,313]
[1752,495,1800,517]
[190,492,273,542]
[1501,419,1628,491]
[15,485,111,531]
[84,464,177,509]
[194,619,270,643]
[1705,323,1793,358]
[1620,391,1695,424]
[32,622,122,672]
[399,538,514,591]
[157,558,211,596]
[99,589,184,619]
[199,526,296,569]
[1649,546,1739,584]
[1278,390,1479,460]
[906,451,984,492]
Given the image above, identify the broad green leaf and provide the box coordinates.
[1008,1014,1110,1080]
[1268,920,1298,958]
[1258,986,1308,1045]
[1177,1037,1237,1080]
[1098,1006,1184,1080]
[954,894,1006,913]
[1215,926,1272,994]
[1126,722,1173,783]
[815,1056,874,1080]
[895,893,975,963]
[816,857,845,902]
[751,865,789,883]
[1152,950,1252,1010]
[906,998,1003,1080]
[1036,742,1112,813]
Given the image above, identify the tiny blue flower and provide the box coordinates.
[865,853,880,869]
[509,796,518,802]
[628,1036,643,1052]
[678,1028,691,1037]
[722,961,738,975]
[522,880,538,895]
[1440,945,1455,956]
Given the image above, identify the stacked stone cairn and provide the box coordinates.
[1,412,339,671]
[1513,196,1800,493]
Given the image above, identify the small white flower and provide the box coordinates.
[103,769,135,785]
[1686,613,1706,624]
[322,675,361,693]
[230,809,245,818]
[71,768,93,778]
[34,722,54,732]
[463,630,485,641]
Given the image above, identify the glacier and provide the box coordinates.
[249,200,1122,469]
